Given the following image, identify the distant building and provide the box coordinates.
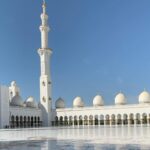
[0,2,150,128]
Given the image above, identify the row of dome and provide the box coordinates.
[55,91,150,108]
[10,95,38,108]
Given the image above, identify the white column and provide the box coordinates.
[147,118,149,126]
[72,119,75,127]
[140,115,143,127]
[92,117,94,126]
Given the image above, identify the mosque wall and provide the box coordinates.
[53,104,150,126]
[10,106,42,117]
[0,85,9,128]
[55,104,150,118]
[10,107,42,128]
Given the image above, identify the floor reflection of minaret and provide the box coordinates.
[40,140,57,150]
[115,144,125,150]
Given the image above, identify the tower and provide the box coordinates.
[38,1,52,126]
[9,81,20,101]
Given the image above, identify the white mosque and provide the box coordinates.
[0,1,150,129]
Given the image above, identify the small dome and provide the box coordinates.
[115,92,126,105]
[10,95,24,107]
[73,97,84,108]
[139,91,150,104]
[11,81,17,86]
[26,97,38,108]
[93,95,104,106]
[55,97,65,108]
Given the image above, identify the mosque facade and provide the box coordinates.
[0,2,150,128]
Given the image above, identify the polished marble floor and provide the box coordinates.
[0,125,150,150]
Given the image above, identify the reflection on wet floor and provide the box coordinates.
[0,140,150,150]
[0,126,150,150]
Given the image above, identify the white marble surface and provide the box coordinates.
[0,125,150,145]
[0,126,150,150]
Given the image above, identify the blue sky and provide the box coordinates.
[0,0,150,107]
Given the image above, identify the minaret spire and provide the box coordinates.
[40,0,49,48]
[38,1,52,127]
[42,0,46,14]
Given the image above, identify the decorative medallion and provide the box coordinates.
[42,81,45,86]
[42,97,46,102]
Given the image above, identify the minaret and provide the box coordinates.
[38,0,52,126]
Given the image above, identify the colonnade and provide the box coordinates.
[10,115,42,128]
[53,113,150,126]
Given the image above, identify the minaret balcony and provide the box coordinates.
[41,14,48,20]
[38,48,52,56]
[40,26,50,32]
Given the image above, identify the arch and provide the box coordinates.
[74,116,78,125]
[34,116,37,127]
[16,116,19,128]
[89,115,93,125]
[123,114,128,125]
[31,116,34,127]
[84,115,88,125]
[136,113,140,124]
[142,113,147,124]
[34,116,37,122]
[69,116,73,126]
[79,115,83,125]
[55,116,58,126]
[100,115,104,125]
[129,113,134,125]
[60,116,63,126]
[105,114,110,125]
[24,116,26,121]
[28,116,30,121]
[20,116,23,128]
[117,114,122,125]
[94,115,99,125]
[64,116,68,126]
[28,116,30,127]
[11,115,15,128]
[11,115,15,122]
[148,114,150,124]
[111,114,116,125]
[38,116,40,127]
[24,116,26,127]
[38,116,40,122]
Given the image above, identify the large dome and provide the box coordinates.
[10,95,24,107]
[93,95,104,106]
[26,97,38,108]
[115,92,126,105]
[73,97,84,108]
[139,91,150,104]
[55,97,65,108]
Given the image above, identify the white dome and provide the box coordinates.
[93,95,104,106]
[139,91,150,104]
[115,92,126,105]
[55,97,65,108]
[11,81,16,86]
[73,97,84,107]
[10,95,24,107]
[26,96,38,108]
